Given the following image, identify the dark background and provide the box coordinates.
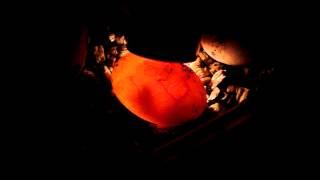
[9,1,313,177]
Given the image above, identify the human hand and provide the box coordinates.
[211,70,226,89]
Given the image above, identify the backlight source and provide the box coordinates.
[111,52,207,128]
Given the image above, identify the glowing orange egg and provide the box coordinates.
[111,53,207,128]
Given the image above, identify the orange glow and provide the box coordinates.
[111,53,207,128]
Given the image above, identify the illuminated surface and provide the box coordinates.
[201,34,250,65]
[111,53,207,128]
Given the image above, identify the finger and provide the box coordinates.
[216,74,226,83]
[212,70,223,81]
[211,74,225,88]
[212,70,221,79]
[212,70,224,79]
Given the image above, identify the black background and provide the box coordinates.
[7,0,314,177]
